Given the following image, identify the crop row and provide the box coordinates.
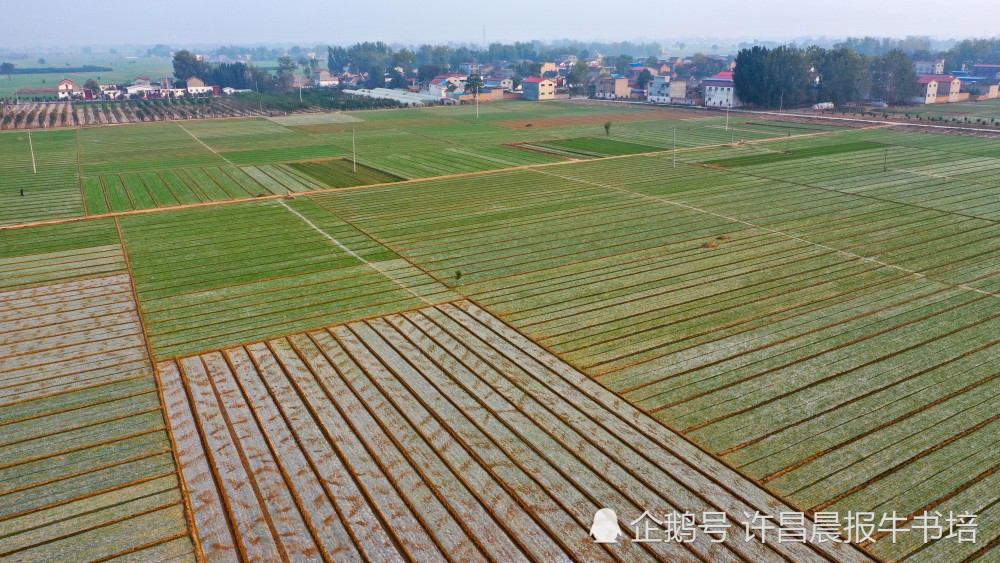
[303,136,1000,560]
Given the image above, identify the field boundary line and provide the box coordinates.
[276,199,434,306]
[172,120,235,166]
[531,167,1000,300]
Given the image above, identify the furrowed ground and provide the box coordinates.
[0,101,828,226]
[0,101,996,561]
[304,123,1000,562]
[0,221,192,560]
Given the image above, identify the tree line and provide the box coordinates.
[732,46,918,108]
[172,50,299,92]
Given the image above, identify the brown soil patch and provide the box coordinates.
[703,242,720,248]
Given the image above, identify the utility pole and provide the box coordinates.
[725,101,730,131]
[672,127,676,168]
[299,85,302,103]
[779,90,784,111]
[475,85,479,119]
[884,148,888,173]
[352,127,357,172]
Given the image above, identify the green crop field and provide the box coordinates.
[0,100,996,561]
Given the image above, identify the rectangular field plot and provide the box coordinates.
[0,219,125,291]
[0,129,83,226]
[77,122,227,176]
[119,200,456,359]
[0,274,192,561]
[285,158,402,188]
[310,149,1000,560]
[266,112,364,126]
[518,137,665,159]
[158,300,870,562]
[80,165,288,214]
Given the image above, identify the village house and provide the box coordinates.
[702,71,740,107]
[484,76,514,91]
[186,76,215,96]
[914,60,945,75]
[315,69,339,88]
[962,78,1000,100]
[458,63,482,75]
[56,78,77,99]
[424,74,467,99]
[647,74,672,104]
[971,64,1000,79]
[913,74,963,104]
[669,78,700,105]
[594,75,629,100]
[521,76,556,101]
[539,62,558,75]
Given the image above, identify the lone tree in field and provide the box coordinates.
[1,62,14,79]
[604,121,612,136]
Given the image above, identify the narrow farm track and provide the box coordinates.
[158,300,874,562]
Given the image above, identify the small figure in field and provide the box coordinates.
[20,189,24,196]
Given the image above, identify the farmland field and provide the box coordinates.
[158,300,870,562]
[0,101,997,561]
[0,221,191,561]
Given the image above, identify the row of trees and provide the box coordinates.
[832,36,1000,74]
[733,46,918,108]
[326,40,668,85]
[171,50,300,92]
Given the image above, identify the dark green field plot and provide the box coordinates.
[119,199,455,359]
[0,219,124,291]
[286,158,401,188]
[520,136,664,158]
[704,140,886,168]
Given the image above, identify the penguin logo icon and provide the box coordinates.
[590,508,623,543]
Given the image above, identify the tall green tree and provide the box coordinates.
[276,56,297,91]
[418,64,446,83]
[172,50,209,80]
[1,62,15,79]
[816,47,870,106]
[392,48,417,77]
[636,69,654,89]
[464,74,485,93]
[733,46,810,108]
[566,60,589,94]
[328,46,350,73]
[870,49,918,105]
[612,54,633,75]
[84,79,101,95]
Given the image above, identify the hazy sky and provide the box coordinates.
[5,0,999,49]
